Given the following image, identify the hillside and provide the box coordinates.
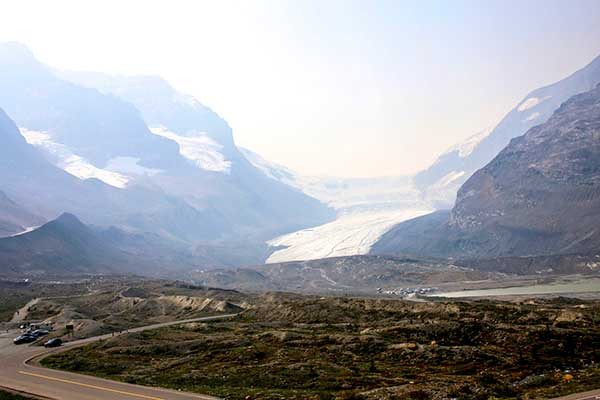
[0,212,212,278]
[373,84,600,259]
[416,53,600,207]
[0,42,333,253]
[0,213,126,277]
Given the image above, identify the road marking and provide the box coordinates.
[18,371,164,400]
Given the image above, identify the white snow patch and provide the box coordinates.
[436,171,465,187]
[20,128,130,188]
[150,126,231,173]
[240,147,298,188]
[517,96,551,112]
[266,208,433,263]
[444,127,492,158]
[9,225,40,237]
[524,112,541,122]
[105,156,163,176]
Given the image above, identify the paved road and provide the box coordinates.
[0,315,236,400]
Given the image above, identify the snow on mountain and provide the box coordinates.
[414,54,600,208]
[524,112,541,122]
[241,147,433,262]
[20,128,130,188]
[442,127,492,158]
[435,171,465,188]
[266,208,432,263]
[239,147,298,188]
[517,96,551,112]
[149,126,231,173]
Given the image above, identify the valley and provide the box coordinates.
[1,7,600,399]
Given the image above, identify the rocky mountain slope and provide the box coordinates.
[372,84,600,259]
[0,212,209,278]
[0,106,220,242]
[56,66,334,240]
[416,54,600,207]
[0,42,333,264]
[0,213,127,277]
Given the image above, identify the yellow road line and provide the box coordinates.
[18,371,164,400]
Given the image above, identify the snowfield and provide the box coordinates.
[20,128,130,188]
[442,127,492,158]
[517,96,551,112]
[150,126,231,173]
[266,208,432,263]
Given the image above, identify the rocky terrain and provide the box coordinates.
[373,84,600,259]
[414,54,600,208]
[187,255,500,295]
[42,294,600,400]
[0,278,252,337]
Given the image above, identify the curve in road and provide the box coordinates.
[0,314,237,400]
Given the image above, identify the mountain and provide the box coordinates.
[0,42,333,252]
[415,54,600,207]
[372,84,600,259]
[58,68,334,240]
[0,190,45,237]
[239,147,433,263]
[0,106,222,242]
[0,213,128,277]
[0,212,223,278]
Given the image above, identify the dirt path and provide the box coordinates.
[10,298,39,324]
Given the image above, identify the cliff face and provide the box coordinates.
[449,83,600,256]
[373,84,600,259]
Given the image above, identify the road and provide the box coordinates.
[0,315,237,400]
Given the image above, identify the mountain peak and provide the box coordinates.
[43,212,89,236]
[0,42,51,78]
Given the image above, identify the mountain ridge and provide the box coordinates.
[416,53,600,207]
[372,83,600,259]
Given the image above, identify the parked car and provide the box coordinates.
[43,338,62,348]
[31,329,50,337]
[13,334,36,345]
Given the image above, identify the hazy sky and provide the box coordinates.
[1,0,600,177]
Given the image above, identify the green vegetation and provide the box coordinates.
[0,280,94,322]
[42,295,600,399]
[0,389,39,400]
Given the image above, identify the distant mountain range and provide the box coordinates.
[0,212,231,278]
[372,83,600,259]
[416,54,600,208]
[0,42,334,266]
[2,41,599,277]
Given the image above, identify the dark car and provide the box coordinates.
[31,329,50,337]
[43,338,62,348]
[13,334,36,345]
